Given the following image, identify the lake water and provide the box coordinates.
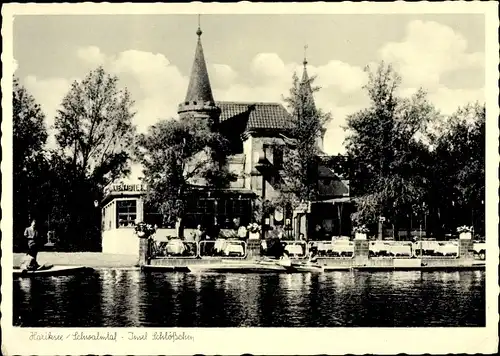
[13,269,485,327]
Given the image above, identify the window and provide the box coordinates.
[117,200,137,228]
[273,147,283,169]
[102,202,115,231]
[184,196,252,229]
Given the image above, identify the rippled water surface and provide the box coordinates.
[14,270,485,327]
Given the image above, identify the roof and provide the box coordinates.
[300,64,316,111]
[184,36,214,104]
[216,101,293,131]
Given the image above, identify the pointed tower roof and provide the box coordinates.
[178,18,220,121]
[300,46,326,152]
[184,26,214,103]
[300,45,315,108]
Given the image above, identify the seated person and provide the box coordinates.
[307,251,318,264]
[166,238,186,255]
[278,250,292,267]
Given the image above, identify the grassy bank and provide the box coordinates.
[13,252,138,268]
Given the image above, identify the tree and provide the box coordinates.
[13,77,50,249]
[52,67,136,250]
[55,66,136,186]
[137,115,235,238]
[430,102,485,236]
[279,72,331,206]
[345,62,438,238]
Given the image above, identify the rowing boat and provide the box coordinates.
[13,265,93,277]
[288,262,324,273]
[187,259,324,273]
[189,262,287,273]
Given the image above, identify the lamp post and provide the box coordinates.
[254,147,270,241]
[419,201,426,257]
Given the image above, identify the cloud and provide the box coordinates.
[13,59,19,73]
[251,53,288,81]
[322,104,362,155]
[210,64,238,89]
[106,50,188,131]
[76,45,106,66]
[429,87,484,116]
[379,20,484,89]
[212,52,366,154]
[22,24,484,157]
[23,47,364,155]
[23,75,75,148]
[23,75,73,129]
[311,60,367,94]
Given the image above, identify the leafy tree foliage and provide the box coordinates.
[49,67,136,250]
[137,115,235,237]
[280,72,331,205]
[430,103,485,236]
[55,66,136,186]
[345,62,438,237]
[13,77,50,249]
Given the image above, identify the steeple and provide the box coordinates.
[300,45,315,109]
[178,16,220,123]
[300,46,325,151]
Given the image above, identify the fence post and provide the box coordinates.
[246,239,261,260]
[138,236,150,266]
[354,240,369,265]
[458,238,474,261]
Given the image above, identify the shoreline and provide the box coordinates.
[13,252,485,272]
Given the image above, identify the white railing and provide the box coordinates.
[150,239,198,258]
[411,241,459,258]
[369,241,413,258]
[151,239,248,259]
[307,240,355,258]
[199,239,247,259]
[367,240,460,259]
[280,241,308,258]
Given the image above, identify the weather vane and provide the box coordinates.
[303,44,308,66]
[196,14,202,37]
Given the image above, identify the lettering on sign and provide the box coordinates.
[106,183,147,194]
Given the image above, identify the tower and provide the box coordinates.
[178,18,221,124]
[300,46,326,151]
[300,45,315,108]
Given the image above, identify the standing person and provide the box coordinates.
[21,220,40,271]
[192,224,203,243]
[237,223,247,240]
[192,224,203,256]
[314,224,323,240]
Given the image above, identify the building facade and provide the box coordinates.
[101,25,350,255]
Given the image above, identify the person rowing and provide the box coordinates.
[20,220,41,271]
[20,220,52,272]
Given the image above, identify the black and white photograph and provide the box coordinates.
[1,2,498,355]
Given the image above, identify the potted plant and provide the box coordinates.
[247,222,261,240]
[457,225,473,240]
[135,222,156,239]
[353,225,369,240]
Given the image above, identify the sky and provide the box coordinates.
[13,14,485,155]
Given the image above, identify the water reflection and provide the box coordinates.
[13,270,485,327]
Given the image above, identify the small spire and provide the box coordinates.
[196,14,202,37]
[303,44,308,67]
[300,45,315,110]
